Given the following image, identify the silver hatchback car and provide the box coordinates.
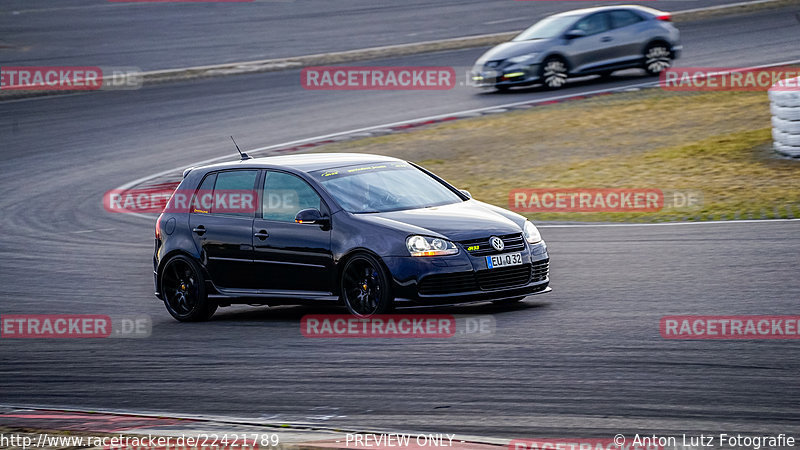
[471,5,681,90]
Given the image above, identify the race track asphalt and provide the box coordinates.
[0,6,799,439]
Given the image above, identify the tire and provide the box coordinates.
[772,116,800,134]
[340,253,393,317]
[768,89,800,107]
[540,57,568,90]
[643,43,672,76]
[770,104,800,121]
[773,128,800,146]
[774,141,800,158]
[160,255,217,322]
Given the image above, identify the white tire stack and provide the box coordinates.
[769,76,800,157]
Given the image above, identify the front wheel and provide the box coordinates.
[643,43,672,76]
[540,58,568,90]
[341,253,393,317]
[160,255,217,322]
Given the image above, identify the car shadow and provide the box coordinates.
[208,299,550,322]
[477,70,653,95]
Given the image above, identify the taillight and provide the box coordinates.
[656,14,672,22]
[155,214,163,239]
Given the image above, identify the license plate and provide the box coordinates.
[486,252,523,269]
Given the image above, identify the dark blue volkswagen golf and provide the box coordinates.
[154,153,550,321]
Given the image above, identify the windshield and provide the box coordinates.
[513,15,577,41]
[311,161,463,213]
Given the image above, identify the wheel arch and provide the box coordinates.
[642,38,673,56]
[335,248,394,298]
[542,52,571,72]
[156,249,212,293]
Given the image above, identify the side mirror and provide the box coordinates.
[295,208,329,226]
[459,189,472,199]
[565,29,587,39]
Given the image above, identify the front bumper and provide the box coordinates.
[384,242,550,305]
[471,64,541,88]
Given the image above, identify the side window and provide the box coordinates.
[213,170,258,217]
[573,13,610,36]
[191,173,216,214]
[609,10,643,29]
[192,170,258,217]
[262,171,322,222]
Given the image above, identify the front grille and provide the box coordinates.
[459,233,525,256]
[418,258,549,296]
[531,259,550,283]
[476,264,532,290]
[418,272,478,296]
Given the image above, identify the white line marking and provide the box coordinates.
[114,57,800,225]
[69,227,116,234]
[115,81,665,221]
[676,0,785,14]
[484,18,529,25]
[539,219,800,227]
[115,82,661,192]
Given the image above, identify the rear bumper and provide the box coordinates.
[153,270,163,300]
[671,44,683,59]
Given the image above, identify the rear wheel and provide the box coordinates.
[341,253,393,317]
[540,57,568,90]
[161,255,217,322]
[643,43,672,76]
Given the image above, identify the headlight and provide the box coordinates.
[523,220,542,244]
[508,53,539,65]
[406,235,459,257]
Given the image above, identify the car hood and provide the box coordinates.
[475,39,554,65]
[359,200,522,241]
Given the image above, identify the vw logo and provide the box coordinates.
[490,236,505,251]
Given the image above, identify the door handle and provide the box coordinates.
[192,225,206,236]
[600,36,612,42]
[254,230,269,240]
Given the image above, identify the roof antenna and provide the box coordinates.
[230,136,252,160]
